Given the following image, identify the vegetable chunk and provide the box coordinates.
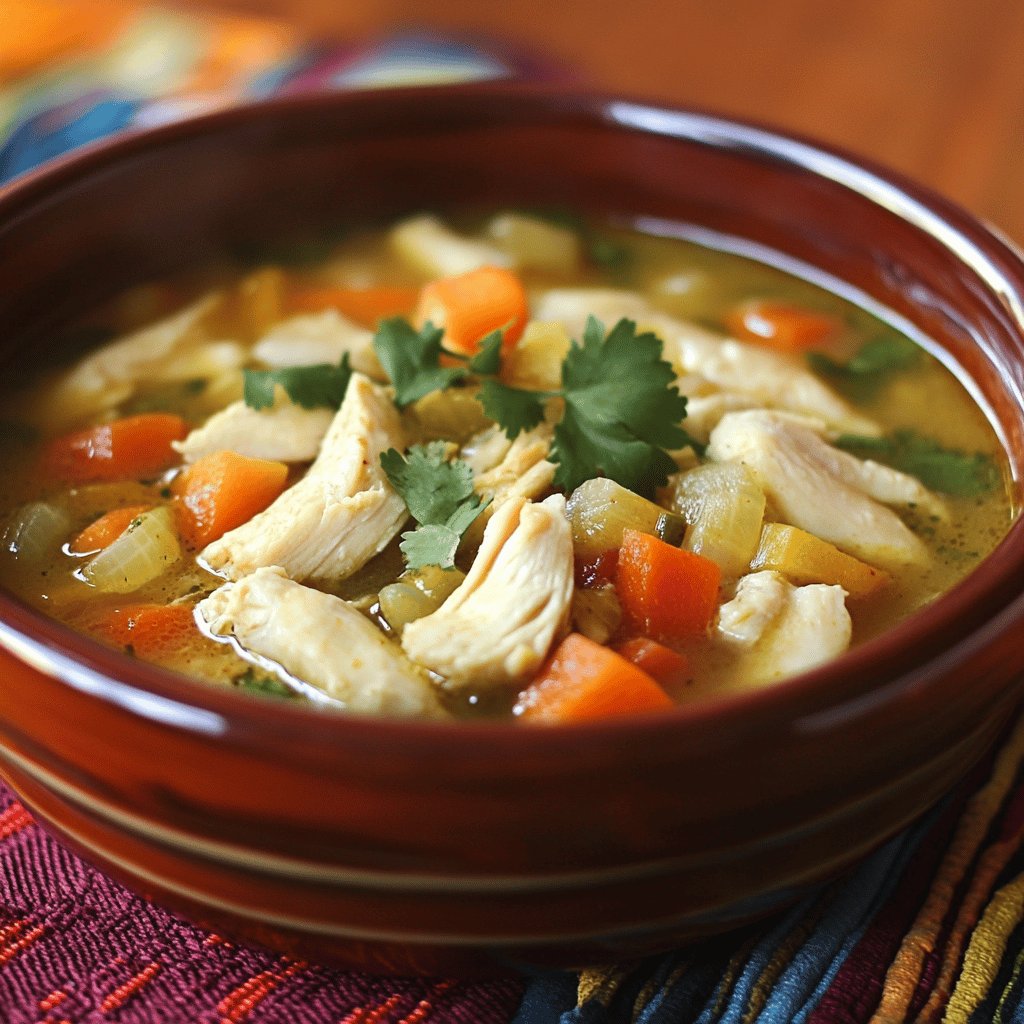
[616,528,721,641]
[515,633,672,723]
[43,413,188,483]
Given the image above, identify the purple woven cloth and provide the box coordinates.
[0,783,523,1024]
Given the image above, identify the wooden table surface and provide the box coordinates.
[189,0,1024,245]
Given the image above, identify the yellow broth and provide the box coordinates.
[0,215,1013,715]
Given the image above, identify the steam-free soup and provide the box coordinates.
[0,213,1012,720]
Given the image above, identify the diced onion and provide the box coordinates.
[378,566,465,637]
[82,506,181,593]
[566,478,666,560]
[670,462,766,579]
[3,502,71,564]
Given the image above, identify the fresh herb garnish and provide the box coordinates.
[481,316,690,497]
[835,429,1000,496]
[808,333,920,401]
[243,354,352,411]
[235,667,299,699]
[380,442,490,569]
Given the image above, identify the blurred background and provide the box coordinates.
[4,0,1024,238]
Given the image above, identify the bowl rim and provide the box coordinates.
[2,80,1024,751]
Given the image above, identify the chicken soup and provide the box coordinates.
[0,212,1012,720]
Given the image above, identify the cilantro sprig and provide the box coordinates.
[243,354,352,411]
[373,320,504,408]
[835,430,1000,496]
[380,442,490,569]
[480,316,691,496]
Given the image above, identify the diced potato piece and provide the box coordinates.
[486,213,581,275]
[670,462,766,579]
[566,478,666,560]
[81,506,181,593]
[571,585,622,645]
[502,321,571,391]
[750,523,890,599]
[390,215,511,277]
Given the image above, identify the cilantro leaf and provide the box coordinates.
[552,317,689,494]
[373,318,466,408]
[380,443,489,568]
[478,379,548,439]
[808,333,919,401]
[468,330,504,375]
[835,430,1000,496]
[243,354,352,411]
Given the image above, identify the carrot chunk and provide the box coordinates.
[42,414,188,482]
[516,633,673,723]
[615,528,721,642]
[289,285,420,327]
[725,299,839,352]
[615,637,691,688]
[415,266,528,354]
[70,504,153,554]
[96,603,198,657]
[172,450,289,548]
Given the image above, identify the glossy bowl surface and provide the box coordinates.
[1,84,1024,976]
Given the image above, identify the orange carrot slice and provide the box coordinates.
[725,299,839,351]
[42,414,188,483]
[96,603,198,657]
[614,637,691,688]
[616,529,721,642]
[415,266,528,354]
[70,504,153,554]
[289,285,420,327]
[516,633,673,724]
[172,450,288,548]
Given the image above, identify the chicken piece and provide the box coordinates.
[682,391,760,442]
[201,374,407,582]
[197,567,446,718]
[717,570,851,684]
[173,395,333,464]
[402,495,574,689]
[532,288,652,340]
[29,293,221,428]
[707,410,945,569]
[390,215,512,277]
[530,291,878,435]
[641,312,881,436]
[252,310,384,380]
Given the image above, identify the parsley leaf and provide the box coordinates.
[373,318,467,408]
[380,442,490,568]
[835,429,1000,496]
[243,354,352,411]
[808,333,919,401]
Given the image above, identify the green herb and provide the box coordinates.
[235,668,299,699]
[467,330,504,375]
[243,354,352,411]
[808,333,920,401]
[380,442,489,569]
[373,319,467,408]
[481,316,690,497]
[835,429,1000,496]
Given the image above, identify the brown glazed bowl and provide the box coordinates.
[1,84,1024,978]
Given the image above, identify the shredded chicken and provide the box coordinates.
[707,410,945,568]
[532,288,652,340]
[402,494,574,689]
[197,567,446,718]
[717,570,852,683]
[173,395,332,463]
[252,310,384,380]
[201,373,407,582]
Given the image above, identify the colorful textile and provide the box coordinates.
[3,3,1024,1022]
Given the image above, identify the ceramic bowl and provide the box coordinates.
[1,84,1024,977]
